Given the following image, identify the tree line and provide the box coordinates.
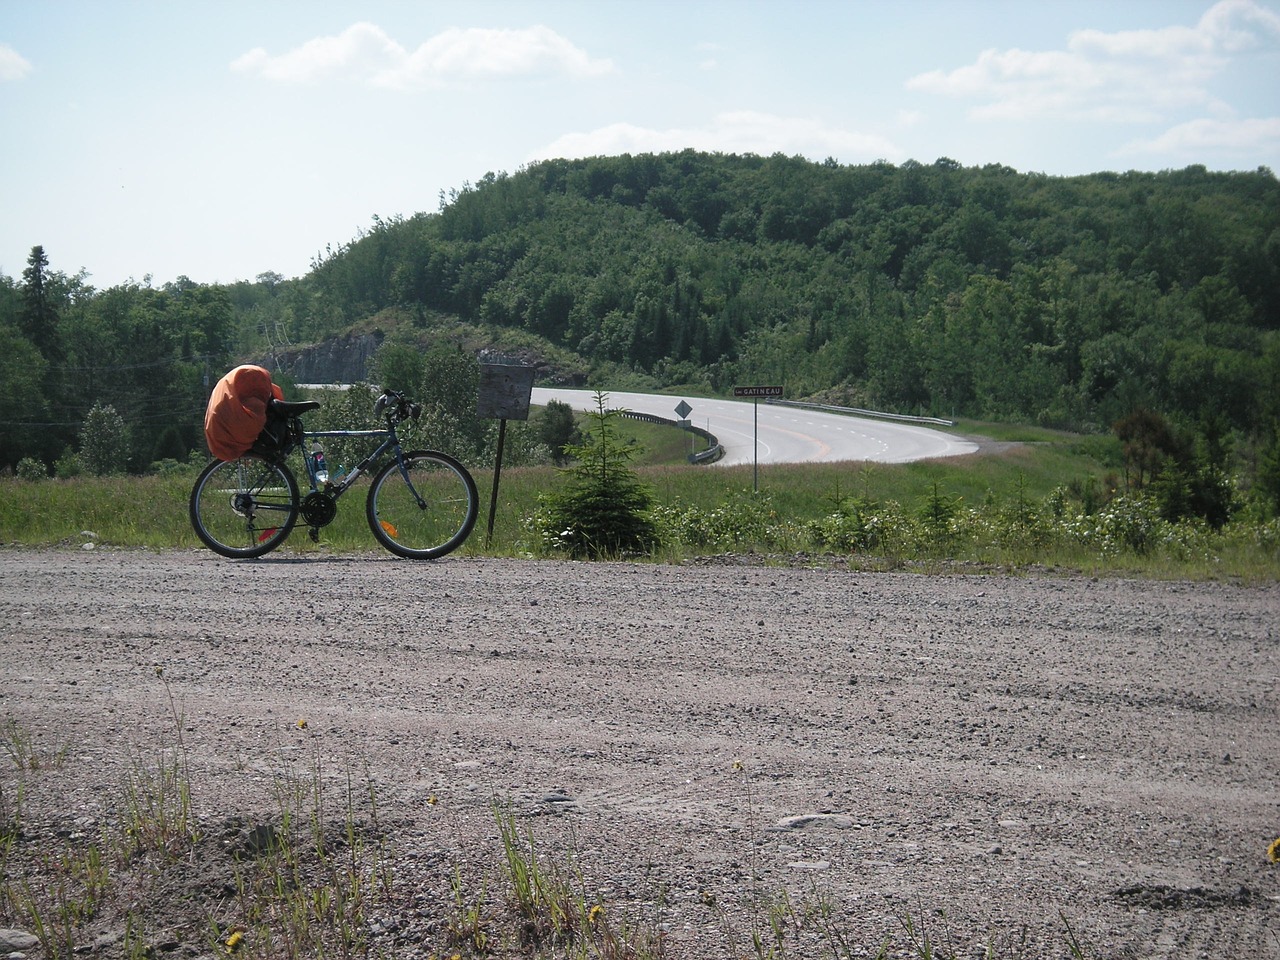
[310,153,1279,434]
[2,152,1279,512]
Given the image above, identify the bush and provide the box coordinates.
[148,458,195,477]
[537,399,582,466]
[15,457,46,481]
[54,447,83,479]
[651,492,793,552]
[806,497,920,555]
[79,402,130,476]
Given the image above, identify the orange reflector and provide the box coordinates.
[380,520,398,537]
[258,528,278,542]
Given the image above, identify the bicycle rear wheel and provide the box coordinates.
[190,457,300,558]
[366,450,478,559]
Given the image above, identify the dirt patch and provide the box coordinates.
[1,547,1278,958]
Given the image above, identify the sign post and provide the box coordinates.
[674,399,693,457]
[732,385,783,493]
[476,363,536,546]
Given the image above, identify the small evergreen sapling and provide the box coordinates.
[542,392,658,559]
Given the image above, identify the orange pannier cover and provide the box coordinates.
[203,365,284,461]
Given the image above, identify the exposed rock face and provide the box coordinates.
[264,332,383,384]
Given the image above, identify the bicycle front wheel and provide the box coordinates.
[366,450,478,559]
[189,457,300,559]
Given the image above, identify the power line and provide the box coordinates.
[47,353,223,373]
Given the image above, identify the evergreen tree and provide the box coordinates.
[20,245,62,361]
[543,392,658,559]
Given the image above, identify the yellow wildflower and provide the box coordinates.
[732,759,744,772]
[224,929,244,953]
[1268,837,1280,864]
[427,794,439,806]
[588,904,604,925]
[296,718,308,730]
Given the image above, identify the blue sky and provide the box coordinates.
[2,0,1278,290]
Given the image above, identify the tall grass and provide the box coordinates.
[2,422,1277,578]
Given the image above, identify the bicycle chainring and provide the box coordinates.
[301,491,338,527]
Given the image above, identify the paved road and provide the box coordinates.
[531,388,978,466]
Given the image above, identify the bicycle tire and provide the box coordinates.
[189,456,300,559]
[366,449,478,559]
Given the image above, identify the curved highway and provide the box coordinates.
[530,389,978,466]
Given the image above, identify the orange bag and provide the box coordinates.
[203,365,284,461]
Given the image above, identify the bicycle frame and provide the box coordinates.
[298,425,402,498]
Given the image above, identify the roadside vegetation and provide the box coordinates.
[3,152,1278,580]
[4,154,1279,489]
[1,394,1277,581]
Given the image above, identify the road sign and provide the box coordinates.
[732,387,782,492]
[476,363,536,547]
[674,399,693,419]
[476,363,536,420]
[733,385,783,399]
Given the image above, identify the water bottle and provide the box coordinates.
[311,441,329,485]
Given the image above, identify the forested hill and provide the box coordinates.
[310,152,1280,434]
[2,151,1279,474]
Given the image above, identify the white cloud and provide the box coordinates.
[1117,115,1280,158]
[532,111,902,164]
[231,22,401,83]
[695,41,720,71]
[0,43,32,81]
[231,22,613,87]
[905,0,1280,123]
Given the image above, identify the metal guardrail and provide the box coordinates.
[767,399,956,427]
[616,410,725,464]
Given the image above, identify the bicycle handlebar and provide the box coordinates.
[374,390,422,424]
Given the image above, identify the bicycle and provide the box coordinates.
[189,390,479,560]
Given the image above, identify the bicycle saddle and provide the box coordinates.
[268,398,321,417]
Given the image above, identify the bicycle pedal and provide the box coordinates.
[308,527,320,543]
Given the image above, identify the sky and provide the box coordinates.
[2,0,1278,290]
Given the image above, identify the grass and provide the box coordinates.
[2,716,72,772]
[1,414,1277,580]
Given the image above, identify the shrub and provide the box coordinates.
[148,458,195,477]
[651,492,793,552]
[15,457,46,481]
[79,402,130,476]
[537,398,582,465]
[54,447,83,479]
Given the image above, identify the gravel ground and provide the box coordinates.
[1,546,1278,959]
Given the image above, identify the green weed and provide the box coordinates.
[215,755,394,960]
[2,717,71,771]
[446,865,492,954]
[6,838,113,960]
[481,803,668,958]
[119,675,199,861]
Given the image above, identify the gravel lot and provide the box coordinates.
[1,546,1278,958]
